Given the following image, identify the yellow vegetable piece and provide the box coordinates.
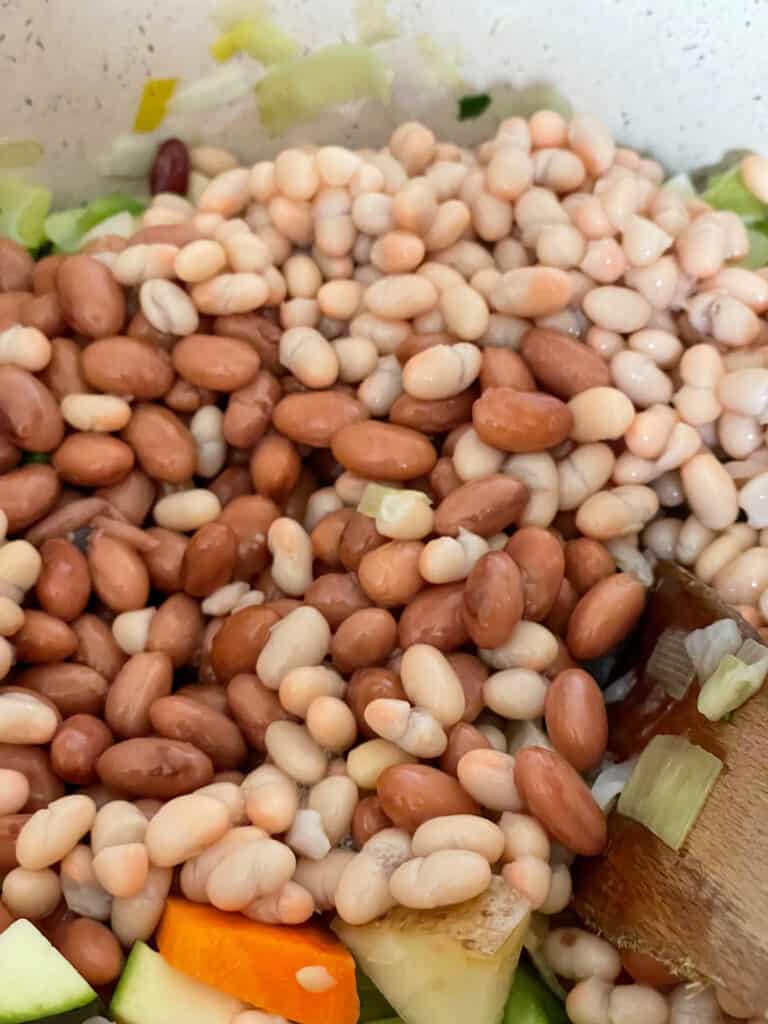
[133,78,178,133]
[210,17,299,65]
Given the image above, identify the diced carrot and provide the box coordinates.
[157,899,360,1024]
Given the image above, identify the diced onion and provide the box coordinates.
[605,539,654,587]
[211,0,267,30]
[255,44,392,136]
[684,618,742,683]
[357,483,405,519]
[0,139,44,169]
[697,642,768,721]
[591,757,638,812]
[617,734,722,851]
[416,34,465,90]
[354,0,400,44]
[168,65,253,115]
[79,211,137,247]
[358,483,432,539]
[133,78,178,133]
[603,668,638,705]
[99,133,158,178]
[645,628,696,700]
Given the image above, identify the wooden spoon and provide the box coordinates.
[573,561,768,1013]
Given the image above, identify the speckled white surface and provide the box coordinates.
[2,0,767,201]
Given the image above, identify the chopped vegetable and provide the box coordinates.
[504,962,568,1024]
[602,668,638,705]
[333,877,530,1024]
[697,639,768,721]
[23,453,51,464]
[354,0,400,44]
[0,139,44,169]
[101,133,158,178]
[210,17,299,65]
[702,163,768,222]
[591,757,639,812]
[416,35,465,90]
[458,93,492,121]
[357,970,397,1024]
[255,44,392,136]
[684,618,742,683]
[168,65,252,115]
[0,176,52,249]
[617,734,723,851]
[157,898,359,1024]
[79,211,137,246]
[133,78,179,133]
[357,484,429,520]
[44,194,145,253]
[211,0,267,30]
[522,917,568,1003]
[645,628,695,700]
[742,225,768,269]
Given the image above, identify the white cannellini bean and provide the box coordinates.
[411,815,505,863]
[16,795,97,871]
[389,850,491,909]
[364,699,447,758]
[457,749,523,812]
[399,644,466,725]
[334,828,412,925]
[267,518,313,597]
[242,765,299,835]
[256,606,331,689]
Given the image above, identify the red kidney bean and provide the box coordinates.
[150,139,191,196]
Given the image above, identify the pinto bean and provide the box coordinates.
[304,572,372,630]
[566,573,647,659]
[53,433,134,487]
[149,696,247,770]
[521,327,611,397]
[339,512,386,571]
[0,745,64,811]
[147,593,204,668]
[13,611,78,663]
[57,255,126,338]
[172,334,261,391]
[36,539,91,621]
[434,475,529,537]
[181,523,237,598]
[331,422,437,481]
[389,390,477,433]
[14,665,108,717]
[88,532,150,612]
[50,715,114,785]
[71,614,126,681]
[143,528,188,592]
[505,526,565,621]
[123,404,197,483]
[332,609,398,673]
[473,387,573,452]
[0,465,60,533]
[224,372,280,449]
[211,606,280,682]
[0,366,64,452]
[462,551,524,648]
[377,764,480,832]
[273,391,368,447]
[104,652,173,739]
[398,582,469,651]
[81,337,174,399]
[97,739,213,798]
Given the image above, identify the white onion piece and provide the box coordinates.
[603,669,637,705]
[591,757,638,812]
[685,618,742,682]
[99,133,158,177]
[79,212,137,247]
[168,65,253,114]
[605,539,654,587]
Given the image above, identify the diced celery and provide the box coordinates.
[354,0,400,44]
[703,163,768,223]
[0,176,52,249]
[697,645,768,721]
[211,0,267,30]
[44,206,88,253]
[133,78,178,133]
[504,962,568,1024]
[78,194,145,234]
[742,225,768,269]
[617,734,722,851]
[255,44,392,136]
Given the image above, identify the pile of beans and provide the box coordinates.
[0,111,766,1024]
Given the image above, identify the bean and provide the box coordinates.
[110,864,172,948]
[0,745,64,811]
[256,606,331,690]
[16,794,96,870]
[92,842,149,898]
[351,796,393,849]
[57,255,126,338]
[150,696,247,770]
[565,538,616,593]
[520,327,611,399]
[478,619,558,672]
[180,522,237,598]
[377,764,480,832]
[483,667,549,721]
[473,387,572,453]
[456,748,523,811]
[334,827,412,925]
[87,531,149,613]
[346,667,407,739]
[81,336,173,398]
[122,404,196,483]
[515,747,607,856]
[435,475,529,537]
[0,813,31,872]
[390,850,491,909]
[2,867,61,919]
[13,610,78,663]
[0,366,64,453]
[492,267,573,317]
[207,837,296,912]
[147,592,204,668]
[567,573,646,659]
[0,464,60,533]
[545,668,608,772]
[0,769,29,816]
[278,665,346,718]
[104,651,173,739]
[346,739,414,790]
[411,814,504,863]
[332,608,398,673]
[51,715,114,785]
[398,581,469,651]
[331,421,436,482]
[70,613,126,683]
[53,432,134,487]
[505,526,565,621]
[143,793,230,867]
[545,927,621,982]
[97,738,213,798]
[462,551,524,648]
[54,917,125,986]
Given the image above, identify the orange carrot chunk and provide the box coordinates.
[157,898,359,1024]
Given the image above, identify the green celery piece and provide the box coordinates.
[742,224,768,269]
[0,176,52,249]
[504,962,568,1024]
[703,164,768,223]
[44,206,87,252]
[78,194,145,234]
[357,968,397,1023]
[255,44,391,136]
